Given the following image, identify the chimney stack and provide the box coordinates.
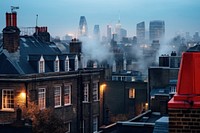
[168,45,200,132]
[34,26,50,42]
[3,12,20,53]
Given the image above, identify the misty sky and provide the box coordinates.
[1,0,200,39]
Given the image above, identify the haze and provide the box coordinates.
[1,0,200,39]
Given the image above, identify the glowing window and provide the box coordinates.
[64,85,71,105]
[129,88,135,98]
[54,86,61,107]
[2,89,14,111]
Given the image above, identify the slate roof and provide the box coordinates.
[153,116,169,133]
[0,35,77,74]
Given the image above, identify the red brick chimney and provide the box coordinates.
[3,12,20,53]
[168,46,200,132]
[34,26,50,42]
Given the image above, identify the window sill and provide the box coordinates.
[0,109,15,112]
[83,101,90,103]
[54,105,62,108]
[64,104,72,106]
[93,100,100,102]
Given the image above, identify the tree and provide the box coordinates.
[23,102,66,133]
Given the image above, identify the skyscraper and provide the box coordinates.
[136,21,145,44]
[78,16,88,37]
[93,25,100,40]
[107,25,112,42]
[115,19,122,42]
[149,20,165,42]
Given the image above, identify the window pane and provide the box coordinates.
[93,83,98,101]
[38,88,46,109]
[64,85,71,105]
[83,84,89,102]
[54,87,61,107]
[129,88,135,98]
[2,89,14,110]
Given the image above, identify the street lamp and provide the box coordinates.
[100,84,106,125]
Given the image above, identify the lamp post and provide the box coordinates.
[101,84,106,125]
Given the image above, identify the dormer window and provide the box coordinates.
[65,56,69,71]
[75,55,79,71]
[39,55,45,73]
[54,56,60,72]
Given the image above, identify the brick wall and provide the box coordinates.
[169,108,200,133]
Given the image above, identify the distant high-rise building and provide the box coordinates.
[93,25,100,40]
[115,19,122,42]
[120,28,127,39]
[193,32,200,42]
[107,25,112,42]
[136,21,145,44]
[149,20,165,42]
[78,16,88,37]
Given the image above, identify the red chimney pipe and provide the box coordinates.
[12,12,17,27]
[6,13,11,27]
[168,51,200,109]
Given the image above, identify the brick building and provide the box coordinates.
[0,12,105,133]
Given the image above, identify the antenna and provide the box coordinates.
[36,14,38,27]
[118,10,121,23]
[11,6,19,12]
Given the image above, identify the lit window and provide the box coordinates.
[75,55,78,71]
[38,88,46,109]
[64,85,71,105]
[83,84,89,102]
[129,88,135,98]
[93,82,98,101]
[65,56,69,71]
[93,117,98,133]
[38,55,45,73]
[54,56,60,72]
[65,122,70,133]
[54,86,61,107]
[2,89,14,111]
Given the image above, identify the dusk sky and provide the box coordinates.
[1,0,200,39]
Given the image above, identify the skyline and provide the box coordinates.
[1,0,200,39]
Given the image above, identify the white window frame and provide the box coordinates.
[65,56,70,72]
[75,55,79,71]
[93,117,98,133]
[83,120,85,133]
[65,122,70,133]
[93,82,99,101]
[54,56,60,72]
[64,85,71,106]
[38,88,46,109]
[83,83,89,102]
[170,86,176,93]
[2,89,14,111]
[54,86,62,108]
[38,55,45,73]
